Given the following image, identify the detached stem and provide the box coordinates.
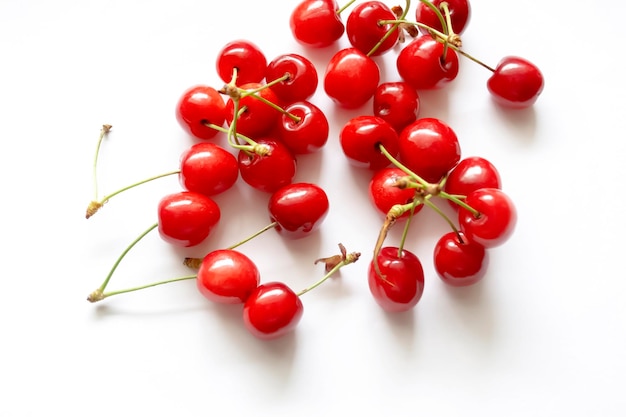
[87,222,158,302]
[91,124,112,201]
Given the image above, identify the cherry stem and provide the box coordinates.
[367,0,410,56]
[204,122,269,156]
[91,124,112,202]
[419,0,448,36]
[239,76,301,123]
[423,198,462,238]
[297,244,361,297]
[86,170,180,219]
[438,190,481,217]
[227,221,278,250]
[396,195,424,256]
[87,275,197,303]
[87,222,158,302]
[378,144,429,188]
[337,0,357,15]
[183,221,279,269]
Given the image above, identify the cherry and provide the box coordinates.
[276,101,329,155]
[225,82,282,139]
[196,249,260,304]
[373,81,420,134]
[216,39,267,86]
[346,1,399,56]
[433,231,488,287]
[324,47,380,109]
[175,85,226,140]
[339,115,399,171]
[487,56,544,109]
[268,182,329,239]
[458,188,517,248]
[243,281,304,340]
[415,0,471,35]
[444,156,501,211]
[237,138,297,193]
[289,0,345,48]
[398,117,461,184]
[265,53,318,104]
[368,246,425,312]
[157,191,221,247]
[179,142,239,197]
[396,34,459,90]
[369,167,422,219]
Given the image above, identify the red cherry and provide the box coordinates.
[243,282,304,340]
[444,156,501,211]
[276,101,329,154]
[157,191,221,247]
[225,83,282,138]
[373,81,420,134]
[216,39,267,86]
[396,35,459,90]
[265,53,318,104]
[196,249,260,304]
[175,85,226,140]
[324,47,380,109]
[415,0,471,35]
[458,188,517,248]
[339,115,399,171]
[178,143,239,197]
[368,247,425,312]
[368,167,422,219]
[346,1,399,56]
[289,0,344,48]
[398,117,461,183]
[487,56,544,109]
[237,138,297,193]
[268,182,329,238]
[433,232,489,287]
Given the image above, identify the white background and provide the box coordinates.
[1,0,625,416]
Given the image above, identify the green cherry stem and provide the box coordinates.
[423,197,463,238]
[419,0,448,36]
[337,0,357,15]
[396,195,427,256]
[378,144,429,188]
[438,190,481,217]
[367,0,411,57]
[87,222,158,302]
[85,170,180,219]
[88,275,197,303]
[183,221,280,269]
[299,244,361,296]
[91,124,112,202]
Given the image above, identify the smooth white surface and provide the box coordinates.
[1,0,625,416]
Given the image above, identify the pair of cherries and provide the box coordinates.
[194,182,330,340]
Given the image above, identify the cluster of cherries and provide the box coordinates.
[86,0,542,339]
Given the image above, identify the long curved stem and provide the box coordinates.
[89,275,197,302]
[87,222,159,302]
